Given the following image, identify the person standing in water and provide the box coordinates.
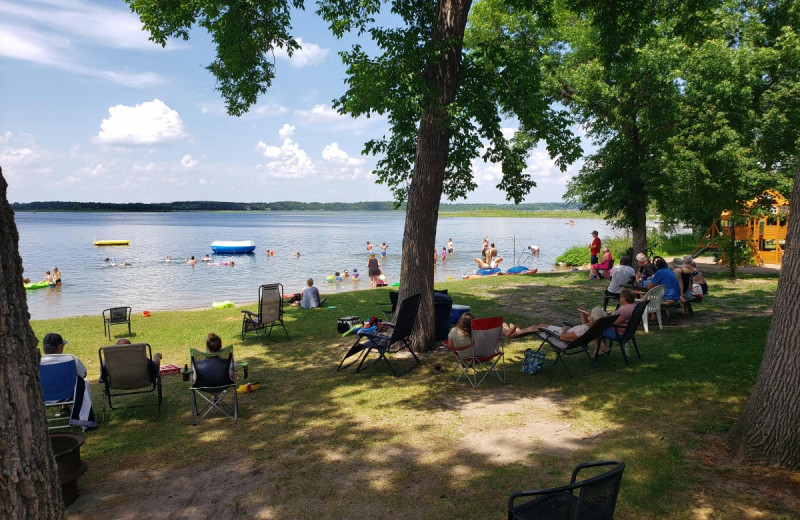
[366,241,374,253]
[447,239,454,255]
[367,253,381,288]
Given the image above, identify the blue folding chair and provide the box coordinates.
[39,356,78,430]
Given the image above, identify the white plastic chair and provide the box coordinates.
[636,285,666,332]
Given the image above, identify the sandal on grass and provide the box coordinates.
[590,346,611,359]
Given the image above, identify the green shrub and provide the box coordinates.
[555,245,588,266]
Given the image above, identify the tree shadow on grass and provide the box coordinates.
[65,273,798,519]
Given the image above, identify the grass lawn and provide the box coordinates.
[33,270,799,519]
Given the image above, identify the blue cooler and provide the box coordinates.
[450,304,471,325]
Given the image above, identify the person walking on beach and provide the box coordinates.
[367,253,381,288]
[589,231,601,265]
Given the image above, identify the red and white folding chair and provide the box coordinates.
[448,316,505,388]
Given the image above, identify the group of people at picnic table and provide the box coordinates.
[450,247,710,359]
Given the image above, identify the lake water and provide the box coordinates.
[16,211,615,320]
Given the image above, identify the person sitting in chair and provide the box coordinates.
[40,333,97,429]
[595,289,638,356]
[589,247,613,279]
[507,307,608,345]
[100,338,162,383]
[605,256,635,300]
[205,333,237,380]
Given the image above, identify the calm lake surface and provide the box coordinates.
[16,211,615,320]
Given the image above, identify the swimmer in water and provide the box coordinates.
[293,252,301,258]
[366,241,374,253]
[166,255,172,262]
[186,256,197,266]
[441,247,447,260]
[528,245,540,256]
[343,269,350,278]
[352,269,359,280]
[380,243,388,256]
[447,238,454,255]
[104,257,110,262]
[202,254,211,262]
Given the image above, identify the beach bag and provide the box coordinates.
[337,316,361,334]
[521,349,545,375]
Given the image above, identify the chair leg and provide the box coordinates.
[642,313,650,333]
[631,337,641,359]
[656,310,663,330]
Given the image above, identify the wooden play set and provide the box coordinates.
[692,189,790,266]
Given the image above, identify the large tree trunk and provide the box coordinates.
[0,168,66,517]
[399,0,472,352]
[631,189,648,256]
[728,155,800,470]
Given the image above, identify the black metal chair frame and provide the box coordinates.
[508,460,626,520]
[190,346,238,425]
[377,291,399,320]
[338,293,421,377]
[536,315,619,377]
[98,343,162,422]
[103,306,132,340]
[241,283,289,345]
[605,301,648,366]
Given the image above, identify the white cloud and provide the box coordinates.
[103,71,164,89]
[293,104,379,133]
[272,37,328,68]
[0,2,167,87]
[0,0,171,52]
[294,104,344,124]
[251,103,289,117]
[255,135,315,179]
[95,99,187,146]
[181,154,198,169]
[278,124,295,139]
[0,147,35,165]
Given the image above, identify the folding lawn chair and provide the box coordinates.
[39,355,79,430]
[337,293,421,377]
[241,283,289,345]
[535,315,618,377]
[190,346,238,425]
[449,316,506,387]
[98,342,162,422]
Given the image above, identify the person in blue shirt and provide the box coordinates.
[647,257,682,302]
[299,278,325,309]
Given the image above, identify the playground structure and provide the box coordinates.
[692,190,789,266]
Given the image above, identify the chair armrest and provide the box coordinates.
[241,310,256,317]
[508,481,583,510]
[562,321,575,327]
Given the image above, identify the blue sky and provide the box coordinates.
[1,0,586,204]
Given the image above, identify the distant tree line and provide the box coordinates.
[10,200,581,212]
